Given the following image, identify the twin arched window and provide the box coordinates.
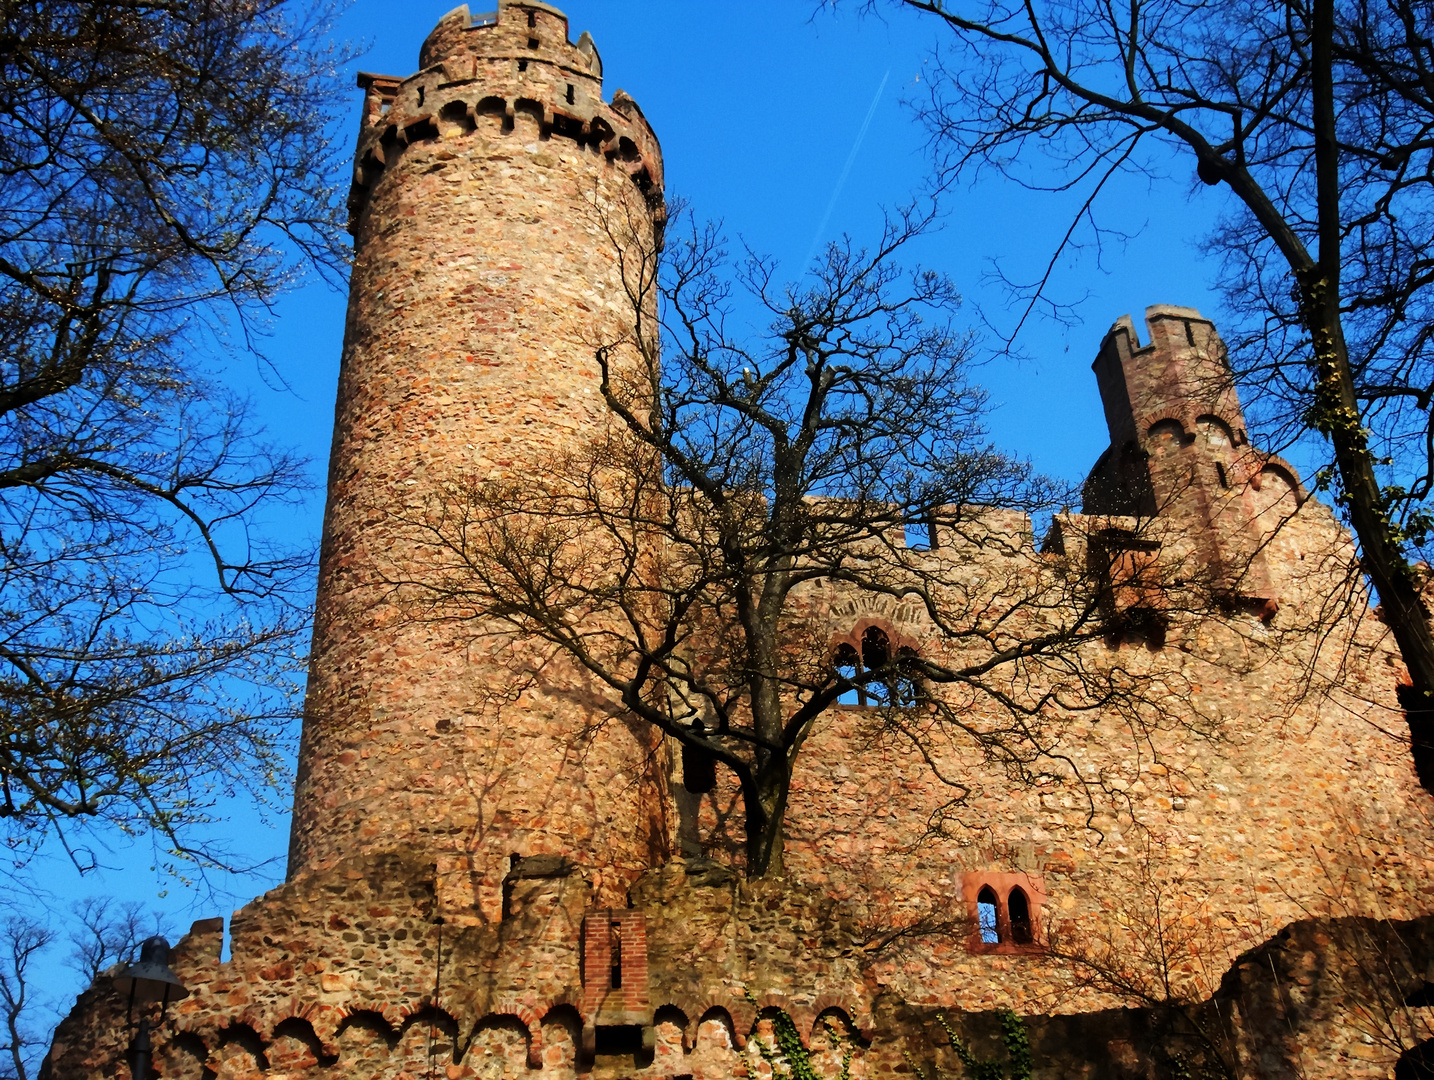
[833,626,921,707]
[975,884,1034,946]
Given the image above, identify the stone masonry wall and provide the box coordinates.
[43,853,1434,1079]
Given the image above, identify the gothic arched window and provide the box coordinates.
[976,886,1000,944]
[1008,887,1033,944]
[963,872,1047,954]
[832,627,923,707]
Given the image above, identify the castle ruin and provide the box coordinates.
[44,4,1434,1077]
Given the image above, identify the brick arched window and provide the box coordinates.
[962,872,1046,954]
[832,625,923,707]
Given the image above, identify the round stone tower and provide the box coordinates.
[288,1,670,918]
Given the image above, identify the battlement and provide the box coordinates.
[1083,307,1312,608]
[419,3,582,72]
[346,2,662,234]
[1092,304,1247,451]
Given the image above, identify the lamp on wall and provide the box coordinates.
[112,936,189,1079]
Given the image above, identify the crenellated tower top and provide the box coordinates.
[346,1,663,235]
[1090,304,1247,456]
[1082,305,1308,611]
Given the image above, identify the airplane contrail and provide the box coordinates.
[802,68,891,275]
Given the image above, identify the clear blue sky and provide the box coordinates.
[28,0,1232,1028]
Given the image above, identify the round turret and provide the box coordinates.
[289,0,669,920]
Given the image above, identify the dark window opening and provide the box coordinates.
[440,100,475,135]
[594,1025,644,1057]
[609,923,622,988]
[1396,1038,1434,1080]
[551,112,584,141]
[1215,461,1229,488]
[566,83,576,104]
[681,737,716,794]
[518,59,528,72]
[417,86,425,106]
[862,626,890,671]
[1406,981,1434,1007]
[527,9,536,25]
[403,116,439,143]
[977,886,1000,944]
[1008,887,1033,944]
[528,36,540,48]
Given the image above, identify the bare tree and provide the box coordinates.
[0,916,52,1080]
[1041,850,1255,1079]
[65,898,170,985]
[394,195,1225,878]
[0,0,351,866]
[0,896,174,1080]
[838,0,1434,783]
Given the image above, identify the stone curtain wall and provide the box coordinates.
[44,854,1434,1078]
[676,501,1434,1016]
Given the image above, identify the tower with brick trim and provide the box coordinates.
[286,0,671,918]
[1081,305,1304,612]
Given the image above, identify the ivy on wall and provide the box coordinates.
[908,1010,1033,1080]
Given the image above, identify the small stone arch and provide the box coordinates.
[1145,417,1188,456]
[513,97,546,136]
[157,1029,210,1080]
[1258,461,1303,499]
[652,1003,691,1042]
[1194,413,1236,449]
[753,1002,809,1049]
[696,1005,739,1051]
[588,115,615,149]
[474,94,511,133]
[396,1005,462,1069]
[811,1003,864,1045]
[438,98,476,136]
[334,1008,399,1051]
[210,1021,270,1073]
[468,1012,540,1071]
[270,1015,338,1069]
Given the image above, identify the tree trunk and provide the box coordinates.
[745,761,788,878]
[1309,0,1434,788]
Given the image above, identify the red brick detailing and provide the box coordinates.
[580,909,649,1020]
[616,911,649,1014]
[580,910,610,1020]
[722,998,755,1049]
[829,616,918,660]
[963,871,1047,955]
[487,1001,544,1069]
[785,1006,815,1048]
